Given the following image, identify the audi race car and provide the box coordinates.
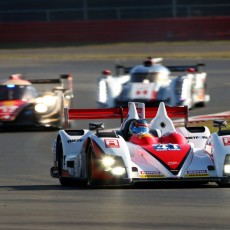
[50,101,230,187]
[0,73,73,130]
[97,58,210,109]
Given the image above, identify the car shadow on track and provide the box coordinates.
[0,182,220,191]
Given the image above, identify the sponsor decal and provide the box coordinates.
[168,161,179,166]
[140,171,165,178]
[104,139,120,148]
[0,105,18,114]
[154,144,181,151]
[136,90,148,95]
[185,136,208,140]
[222,137,230,146]
[67,139,83,143]
[184,170,209,177]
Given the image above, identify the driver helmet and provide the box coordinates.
[129,119,149,134]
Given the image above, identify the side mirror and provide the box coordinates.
[213,120,227,132]
[89,122,105,133]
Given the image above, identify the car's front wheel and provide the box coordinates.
[86,144,97,187]
[57,141,73,186]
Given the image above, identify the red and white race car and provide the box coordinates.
[50,101,230,187]
[97,58,210,109]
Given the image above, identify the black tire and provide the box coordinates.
[86,143,101,187]
[217,181,230,188]
[57,140,73,186]
[87,144,94,186]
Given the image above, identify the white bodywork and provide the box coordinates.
[97,58,210,109]
[50,102,230,187]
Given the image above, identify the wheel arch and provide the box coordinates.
[56,134,62,160]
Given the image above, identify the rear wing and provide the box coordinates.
[64,105,188,129]
[28,74,73,91]
[115,63,205,75]
[115,65,132,76]
[166,63,205,73]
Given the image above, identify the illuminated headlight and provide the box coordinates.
[35,104,48,113]
[101,156,115,167]
[43,95,58,106]
[224,154,230,175]
[111,166,126,176]
[224,165,230,174]
[35,97,43,104]
[65,95,72,99]
[180,79,188,100]
[98,81,107,103]
[101,155,126,176]
[35,95,57,106]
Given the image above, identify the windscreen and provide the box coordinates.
[0,85,38,100]
[130,72,160,83]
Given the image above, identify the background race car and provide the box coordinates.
[97,58,210,109]
[0,73,73,130]
[50,101,230,188]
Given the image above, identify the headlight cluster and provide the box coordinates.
[98,80,107,103]
[176,77,187,100]
[224,154,230,175]
[35,95,58,113]
[101,155,126,176]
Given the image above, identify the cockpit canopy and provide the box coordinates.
[0,84,38,101]
[130,72,163,83]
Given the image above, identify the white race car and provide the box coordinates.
[97,58,210,109]
[50,102,230,187]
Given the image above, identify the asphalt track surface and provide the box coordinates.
[0,49,230,229]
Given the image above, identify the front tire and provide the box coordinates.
[57,141,73,186]
[87,144,96,187]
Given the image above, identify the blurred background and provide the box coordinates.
[1,0,230,22]
[0,0,230,43]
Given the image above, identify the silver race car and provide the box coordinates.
[50,101,230,187]
[97,58,210,109]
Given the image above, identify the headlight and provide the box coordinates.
[224,165,230,174]
[43,95,58,106]
[111,166,126,176]
[98,81,107,103]
[224,154,230,175]
[180,79,188,100]
[35,95,58,106]
[100,155,126,176]
[35,95,58,113]
[35,104,48,113]
[101,156,115,167]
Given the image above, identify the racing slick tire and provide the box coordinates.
[217,179,230,188]
[57,140,74,186]
[86,144,97,187]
